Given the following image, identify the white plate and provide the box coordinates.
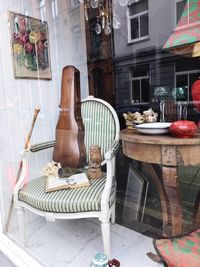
[135,122,171,135]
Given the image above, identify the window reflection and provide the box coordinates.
[51,0,58,18]
[39,0,46,21]
[2,1,200,264]
[128,0,149,42]
[131,65,149,103]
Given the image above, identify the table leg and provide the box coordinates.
[143,163,171,236]
[193,189,200,226]
[162,166,182,236]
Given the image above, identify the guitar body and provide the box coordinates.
[52,65,86,168]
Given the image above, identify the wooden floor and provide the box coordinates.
[0,251,15,267]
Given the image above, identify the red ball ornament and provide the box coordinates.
[192,79,200,112]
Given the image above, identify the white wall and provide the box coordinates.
[0,0,88,231]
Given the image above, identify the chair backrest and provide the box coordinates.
[81,97,120,161]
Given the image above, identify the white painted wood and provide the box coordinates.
[0,233,43,267]
[0,251,15,267]
[101,221,110,258]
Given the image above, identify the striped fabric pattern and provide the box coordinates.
[81,100,116,162]
[18,174,116,213]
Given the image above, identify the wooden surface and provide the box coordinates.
[120,128,200,237]
[120,129,200,166]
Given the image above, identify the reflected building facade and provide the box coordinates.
[113,0,200,121]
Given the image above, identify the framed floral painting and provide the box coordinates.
[8,11,52,80]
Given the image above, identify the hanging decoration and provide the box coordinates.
[79,0,128,35]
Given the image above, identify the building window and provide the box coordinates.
[128,0,149,43]
[176,0,200,27]
[89,20,101,58]
[51,0,58,18]
[130,65,149,103]
[72,27,82,59]
[70,0,79,9]
[39,0,46,21]
[93,68,104,98]
[175,70,200,101]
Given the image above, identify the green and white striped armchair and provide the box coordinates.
[13,96,120,257]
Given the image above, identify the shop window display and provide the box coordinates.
[0,0,200,266]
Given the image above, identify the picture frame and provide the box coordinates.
[123,164,149,222]
[8,11,52,80]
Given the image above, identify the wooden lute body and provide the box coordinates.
[52,65,86,168]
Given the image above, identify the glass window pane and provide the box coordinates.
[176,74,188,87]
[93,69,104,98]
[175,75,188,100]
[129,0,148,16]
[189,73,200,100]
[132,65,149,77]
[70,0,79,8]
[131,17,139,39]
[132,80,140,102]
[3,1,200,265]
[140,13,149,37]
[141,78,149,102]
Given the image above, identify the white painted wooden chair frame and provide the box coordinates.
[13,96,120,257]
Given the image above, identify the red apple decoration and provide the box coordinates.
[170,120,197,138]
[192,79,200,112]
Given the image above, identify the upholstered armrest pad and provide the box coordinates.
[30,141,55,152]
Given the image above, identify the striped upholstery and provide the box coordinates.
[81,100,116,162]
[18,174,116,213]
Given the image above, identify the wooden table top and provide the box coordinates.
[120,128,200,146]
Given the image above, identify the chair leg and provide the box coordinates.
[110,202,116,224]
[193,189,200,225]
[16,207,25,245]
[101,220,110,258]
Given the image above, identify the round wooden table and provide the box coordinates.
[120,128,200,237]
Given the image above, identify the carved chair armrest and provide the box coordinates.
[110,140,120,155]
[101,149,117,211]
[101,141,119,166]
[13,141,55,198]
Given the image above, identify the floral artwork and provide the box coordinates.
[9,11,51,79]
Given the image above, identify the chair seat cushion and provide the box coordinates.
[18,174,116,213]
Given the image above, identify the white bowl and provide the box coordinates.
[135,122,171,135]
